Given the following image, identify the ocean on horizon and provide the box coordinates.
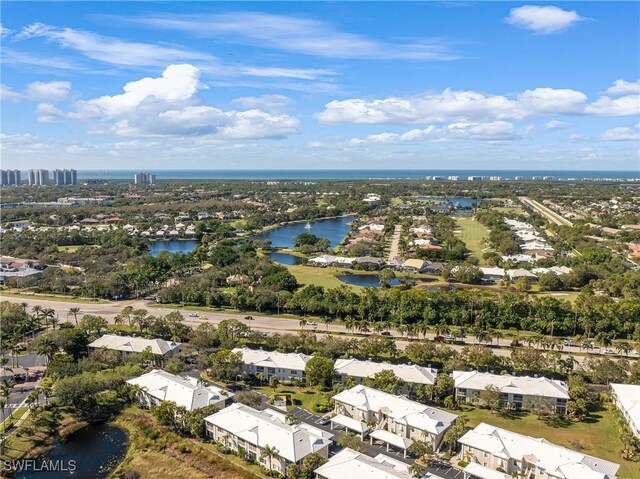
[70,169,640,181]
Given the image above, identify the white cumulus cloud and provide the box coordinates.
[26,81,72,102]
[505,5,585,34]
[41,64,300,140]
[606,79,640,96]
[600,124,640,141]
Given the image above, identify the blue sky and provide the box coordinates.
[1,1,639,170]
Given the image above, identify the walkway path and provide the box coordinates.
[388,224,402,261]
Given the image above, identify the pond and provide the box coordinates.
[148,239,198,256]
[15,422,128,479]
[253,216,356,248]
[337,274,402,288]
[267,252,304,265]
[415,197,478,208]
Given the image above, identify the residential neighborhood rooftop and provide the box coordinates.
[126,369,229,411]
[232,347,311,371]
[314,448,412,479]
[459,423,619,479]
[88,334,181,356]
[334,358,437,385]
[204,404,332,463]
[452,370,570,399]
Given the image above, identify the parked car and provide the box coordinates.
[380,331,392,336]
[188,313,199,317]
[244,315,254,320]
[604,349,616,354]
[317,416,331,426]
[443,335,456,342]
[433,335,445,342]
[307,321,318,326]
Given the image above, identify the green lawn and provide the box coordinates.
[285,265,358,289]
[463,406,639,479]
[454,217,490,263]
[254,385,325,412]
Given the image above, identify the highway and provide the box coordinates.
[518,196,573,227]
[2,294,636,364]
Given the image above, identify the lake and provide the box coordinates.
[267,252,304,265]
[253,216,356,248]
[148,239,198,256]
[415,197,478,208]
[15,422,128,479]
[337,274,401,288]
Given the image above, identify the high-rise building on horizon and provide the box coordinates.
[28,169,49,186]
[134,173,156,185]
[1,169,21,186]
[54,169,78,186]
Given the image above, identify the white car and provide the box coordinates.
[188,313,199,317]
[306,321,318,326]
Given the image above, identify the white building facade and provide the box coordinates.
[204,403,331,474]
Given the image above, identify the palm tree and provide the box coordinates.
[42,308,55,331]
[260,444,280,473]
[285,413,300,425]
[299,319,307,330]
[344,315,356,333]
[68,307,81,326]
[322,316,334,331]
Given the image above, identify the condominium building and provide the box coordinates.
[127,369,230,411]
[134,172,156,185]
[314,448,413,479]
[204,403,332,475]
[610,383,640,439]
[1,169,21,186]
[88,334,181,358]
[28,169,49,186]
[458,423,619,479]
[331,385,457,453]
[54,169,77,186]
[333,358,437,392]
[452,371,570,414]
[232,347,310,382]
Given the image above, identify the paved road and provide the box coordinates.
[519,197,573,227]
[2,295,635,364]
[388,224,402,261]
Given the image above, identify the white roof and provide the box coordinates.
[232,347,310,371]
[205,404,331,463]
[126,369,229,411]
[532,266,573,276]
[88,334,181,355]
[334,358,437,386]
[330,414,368,434]
[507,268,538,279]
[611,383,640,437]
[332,385,456,435]
[308,255,356,265]
[463,463,511,479]
[459,423,619,479]
[452,371,569,400]
[480,267,506,277]
[315,448,411,479]
[370,429,413,449]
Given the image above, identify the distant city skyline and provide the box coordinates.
[1,2,639,170]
